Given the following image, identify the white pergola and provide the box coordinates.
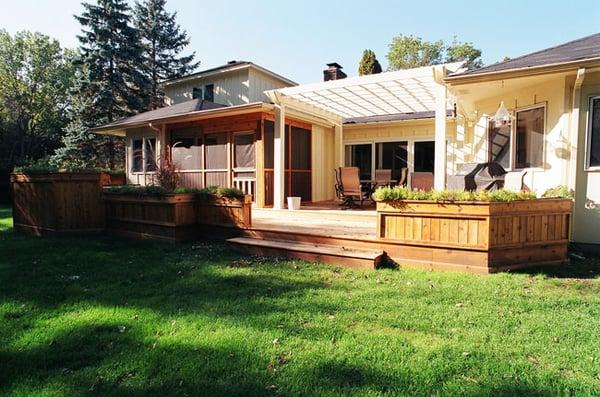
[266,62,465,209]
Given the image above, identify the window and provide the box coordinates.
[233,133,255,170]
[171,128,202,170]
[515,106,544,168]
[587,96,600,168]
[192,84,215,102]
[414,141,435,172]
[488,120,511,169]
[345,144,372,181]
[375,141,408,181]
[204,134,227,169]
[130,137,157,173]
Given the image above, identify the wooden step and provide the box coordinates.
[227,237,387,270]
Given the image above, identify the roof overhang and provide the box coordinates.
[267,63,464,120]
[162,63,297,87]
[92,102,274,137]
[445,57,600,85]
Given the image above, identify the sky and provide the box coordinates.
[1,0,599,84]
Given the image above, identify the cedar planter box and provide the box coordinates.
[197,195,252,228]
[103,193,197,242]
[10,172,120,235]
[376,199,573,274]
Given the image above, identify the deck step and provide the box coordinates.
[227,237,387,270]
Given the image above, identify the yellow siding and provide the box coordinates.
[574,71,600,243]
[163,69,250,106]
[343,119,450,142]
[311,124,336,202]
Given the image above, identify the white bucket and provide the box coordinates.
[287,196,301,211]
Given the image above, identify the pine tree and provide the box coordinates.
[53,0,149,169]
[133,0,199,109]
[358,49,383,76]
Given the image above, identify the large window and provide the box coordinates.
[345,144,372,180]
[488,120,511,169]
[375,141,408,182]
[414,141,435,172]
[587,96,600,168]
[171,128,202,170]
[131,137,156,173]
[515,106,545,168]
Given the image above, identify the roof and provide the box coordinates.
[449,33,600,79]
[91,100,273,136]
[161,60,297,87]
[344,110,453,125]
[269,62,464,119]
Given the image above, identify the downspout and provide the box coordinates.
[568,68,586,191]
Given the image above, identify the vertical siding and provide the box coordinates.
[311,124,336,202]
[248,68,295,103]
[163,69,250,106]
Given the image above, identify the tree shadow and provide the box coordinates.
[511,256,600,279]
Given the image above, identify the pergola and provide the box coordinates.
[266,62,464,209]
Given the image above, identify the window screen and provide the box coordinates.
[131,139,143,172]
[589,97,600,167]
[290,127,311,170]
[205,134,227,169]
[234,133,255,169]
[515,107,544,168]
[171,135,202,170]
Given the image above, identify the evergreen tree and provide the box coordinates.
[133,0,199,109]
[358,49,382,76]
[53,0,149,169]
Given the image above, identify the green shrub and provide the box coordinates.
[373,186,538,203]
[104,185,246,199]
[14,158,124,175]
[197,186,246,200]
[542,185,574,199]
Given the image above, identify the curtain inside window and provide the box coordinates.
[205,134,227,169]
[234,133,255,169]
[516,107,544,168]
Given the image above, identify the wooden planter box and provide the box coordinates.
[103,193,197,242]
[376,199,573,274]
[10,172,118,235]
[197,195,252,228]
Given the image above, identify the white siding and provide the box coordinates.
[248,68,294,103]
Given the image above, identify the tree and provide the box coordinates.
[53,0,150,169]
[0,30,75,169]
[358,49,382,76]
[445,37,483,69]
[386,34,483,71]
[133,0,199,109]
[386,35,445,71]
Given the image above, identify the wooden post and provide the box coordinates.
[434,66,447,190]
[255,118,265,207]
[273,105,286,209]
[334,124,344,168]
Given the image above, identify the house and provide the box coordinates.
[92,34,600,251]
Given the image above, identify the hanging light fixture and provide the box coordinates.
[492,100,512,124]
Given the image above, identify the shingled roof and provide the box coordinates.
[449,33,600,78]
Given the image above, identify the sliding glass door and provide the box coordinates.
[345,144,372,180]
[375,141,408,182]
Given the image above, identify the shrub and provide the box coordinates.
[14,158,124,174]
[104,185,245,199]
[197,186,246,200]
[542,185,574,199]
[373,186,537,203]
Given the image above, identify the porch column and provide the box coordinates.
[334,124,344,168]
[434,69,448,190]
[273,105,286,209]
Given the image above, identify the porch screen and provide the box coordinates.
[289,126,311,201]
[144,138,157,172]
[589,97,600,167]
[234,133,255,169]
[171,128,202,170]
[515,107,544,168]
[488,121,511,169]
[205,133,228,187]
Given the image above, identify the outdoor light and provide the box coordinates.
[492,100,513,124]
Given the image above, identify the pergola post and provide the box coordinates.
[334,124,344,168]
[273,105,286,209]
[434,66,448,190]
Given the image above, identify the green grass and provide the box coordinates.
[1,207,600,396]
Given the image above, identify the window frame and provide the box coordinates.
[192,84,215,102]
[585,95,600,171]
[130,136,158,174]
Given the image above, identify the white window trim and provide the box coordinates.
[130,136,157,175]
[585,95,600,172]
[488,102,547,172]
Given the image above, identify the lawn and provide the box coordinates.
[1,206,600,396]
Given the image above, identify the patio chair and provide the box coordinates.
[410,172,434,191]
[336,167,370,209]
[375,169,393,187]
[504,170,529,191]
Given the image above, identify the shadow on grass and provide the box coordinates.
[512,256,600,280]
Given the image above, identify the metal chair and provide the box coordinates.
[375,169,393,187]
[335,167,370,209]
[410,172,434,191]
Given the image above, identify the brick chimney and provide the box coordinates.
[323,62,347,81]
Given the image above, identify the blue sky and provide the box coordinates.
[2,0,599,83]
